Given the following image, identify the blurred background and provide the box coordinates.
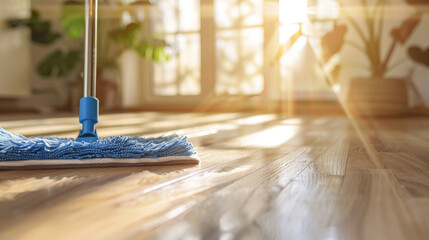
[0,0,428,117]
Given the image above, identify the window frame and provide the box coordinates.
[134,0,336,110]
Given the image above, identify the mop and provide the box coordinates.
[0,0,198,169]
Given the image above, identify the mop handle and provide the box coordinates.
[77,0,99,141]
[84,0,98,97]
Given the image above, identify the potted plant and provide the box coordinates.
[319,0,428,117]
[8,0,174,111]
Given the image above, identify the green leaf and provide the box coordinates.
[134,41,172,62]
[153,46,167,62]
[31,9,40,20]
[110,23,142,48]
[7,18,29,28]
[145,45,154,60]
[37,49,81,77]
[8,9,62,45]
[29,10,62,44]
[134,41,150,58]
[29,20,62,45]
[38,50,62,76]
[61,2,85,39]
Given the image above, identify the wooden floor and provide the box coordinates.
[0,112,428,240]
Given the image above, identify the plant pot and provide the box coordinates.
[345,77,408,117]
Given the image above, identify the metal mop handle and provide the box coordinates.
[84,0,98,97]
[77,0,99,142]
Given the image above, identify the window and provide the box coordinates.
[153,0,201,96]
[215,0,264,95]
[127,0,335,108]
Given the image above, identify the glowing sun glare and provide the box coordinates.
[279,0,308,24]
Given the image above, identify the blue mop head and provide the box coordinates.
[0,128,196,162]
[0,100,198,169]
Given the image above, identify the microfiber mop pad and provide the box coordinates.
[0,128,199,169]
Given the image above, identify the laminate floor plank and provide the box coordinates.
[345,137,388,170]
[4,113,249,138]
[381,152,429,178]
[140,129,345,239]
[308,138,350,175]
[0,112,214,129]
[143,149,326,240]
[339,120,429,239]
[0,112,174,133]
[330,169,429,240]
[380,152,429,221]
[234,137,350,240]
[416,199,429,221]
[346,120,389,169]
[375,130,429,162]
[246,173,343,240]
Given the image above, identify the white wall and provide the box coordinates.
[0,0,31,99]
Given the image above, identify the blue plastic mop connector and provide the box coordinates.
[77,96,99,142]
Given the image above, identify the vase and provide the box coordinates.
[345,77,408,117]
